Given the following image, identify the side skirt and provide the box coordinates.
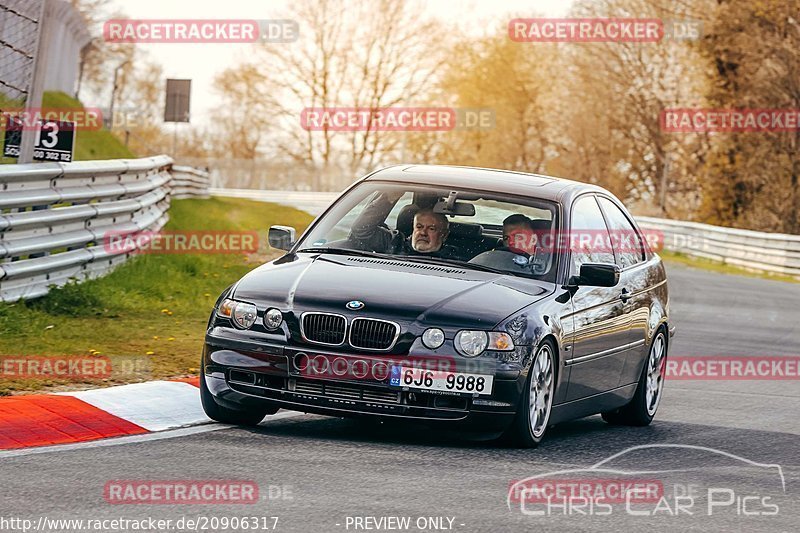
[549,383,637,425]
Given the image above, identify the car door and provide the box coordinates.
[564,195,629,401]
[597,196,651,386]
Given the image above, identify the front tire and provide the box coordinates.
[602,329,667,426]
[503,340,556,448]
[200,369,278,426]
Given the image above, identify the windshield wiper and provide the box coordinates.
[295,247,396,260]
[400,255,508,275]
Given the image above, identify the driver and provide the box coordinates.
[349,192,457,258]
[410,209,449,254]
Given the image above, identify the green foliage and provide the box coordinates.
[24,280,106,317]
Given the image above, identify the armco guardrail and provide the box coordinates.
[172,165,211,199]
[211,188,800,278]
[637,216,800,278]
[0,156,210,302]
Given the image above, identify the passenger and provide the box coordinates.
[469,214,537,269]
[501,214,537,255]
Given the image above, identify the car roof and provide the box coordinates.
[364,164,610,204]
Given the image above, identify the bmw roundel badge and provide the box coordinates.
[346,300,365,310]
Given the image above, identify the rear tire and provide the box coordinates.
[602,329,667,426]
[502,340,556,448]
[200,369,278,426]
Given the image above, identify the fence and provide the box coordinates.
[0,0,43,105]
[636,216,800,278]
[0,156,210,302]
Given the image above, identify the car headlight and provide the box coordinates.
[455,330,489,357]
[218,299,257,329]
[263,308,284,330]
[455,330,515,357]
[421,328,445,349]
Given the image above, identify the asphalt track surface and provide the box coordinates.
[1,262,798,533]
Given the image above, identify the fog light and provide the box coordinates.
[263,308,283,330]
[422,328,446,349]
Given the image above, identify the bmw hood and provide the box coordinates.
[232,253,552,329]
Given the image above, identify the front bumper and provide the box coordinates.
[203,330,524,433]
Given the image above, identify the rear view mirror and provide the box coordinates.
[268,225,296,251]
[574,263,620,287]
[432,200,475,216]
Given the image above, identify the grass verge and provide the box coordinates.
[0,197,313,395]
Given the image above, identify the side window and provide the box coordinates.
[570,195,615,275]
[598,197,644,269]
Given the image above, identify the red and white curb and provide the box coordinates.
[0,378,211,451]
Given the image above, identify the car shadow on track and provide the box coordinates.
[239,412,680,455]
[232,411,800,467]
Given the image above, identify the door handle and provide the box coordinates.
[620,288,631,303]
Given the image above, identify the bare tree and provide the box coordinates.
[549,0,710,214]
[217,0,446,184]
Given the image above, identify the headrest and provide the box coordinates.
[396,204,419,236]
[448,222,483,239]
[530,219,552,231]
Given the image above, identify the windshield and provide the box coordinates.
[296,181,559,281]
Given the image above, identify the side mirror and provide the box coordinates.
[268,225,296,251]
[570,263,620,287]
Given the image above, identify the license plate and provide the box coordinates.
[390,366,494,396]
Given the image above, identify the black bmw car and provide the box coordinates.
[201,165,673,447]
